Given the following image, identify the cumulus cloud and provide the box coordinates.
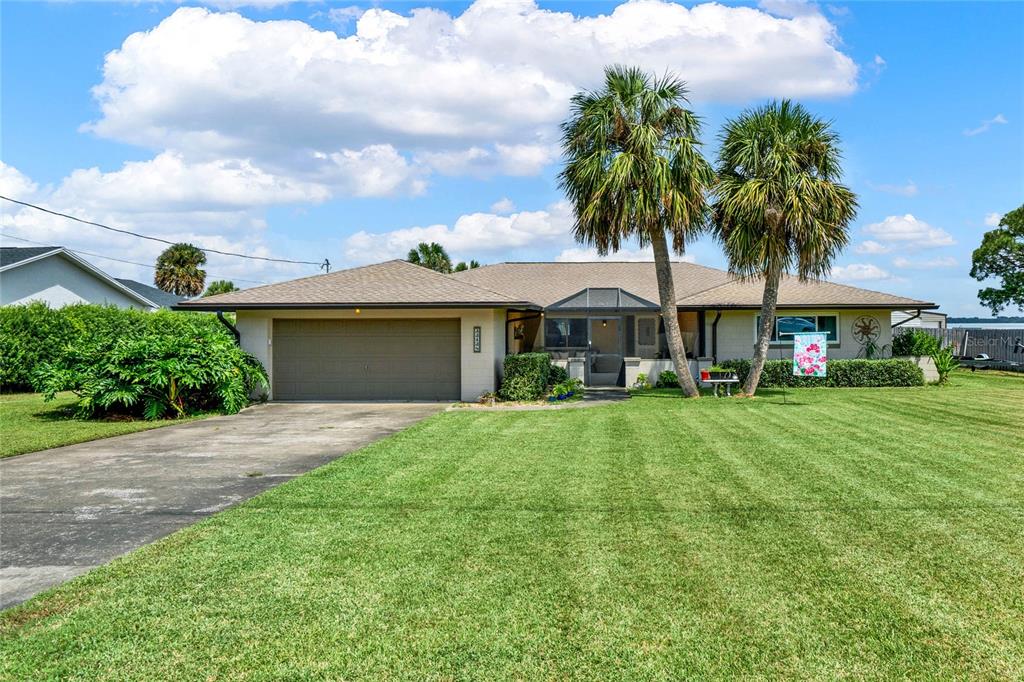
[963,113,1008,137]
[984,212,1003,227]
[854,240,891,255]
[556,246,695,263]
[867,179,917,197]
[830,263,892,281]
[342,202,573,264]
[862,214,955,248]
[0,161,317,286]
[417,144,558,178]
[85,2,857,180]
[892,256,957,270]
[490,197,516,214]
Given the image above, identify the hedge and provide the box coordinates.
[719,358,925,388]
[499,352,552,401]
[891,329,941,357]
[0,303,230,391]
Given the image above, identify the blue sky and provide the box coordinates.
[2,0,1021,315]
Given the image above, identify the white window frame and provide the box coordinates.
[754,314,840,345]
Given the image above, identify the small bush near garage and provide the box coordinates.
[891,329,941,357]
[4,303,267,419]
[499,353,551,401]
[719,358,924,388]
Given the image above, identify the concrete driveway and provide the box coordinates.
[0,402,443,610]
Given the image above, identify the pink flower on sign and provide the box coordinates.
[793,332,827,378]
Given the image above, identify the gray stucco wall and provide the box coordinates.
[0,255,150,309]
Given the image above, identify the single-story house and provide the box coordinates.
[892,309,947,329]
[179,259,938,402]
[0,246,182,310]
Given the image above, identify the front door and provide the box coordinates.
[588,317,623,386]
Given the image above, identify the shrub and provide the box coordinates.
[718,358,924,388]
[549,378,584,400]
[6,304,267,418]
[931,348,959,385]
[633,372,650,389]
[499,352,551,401]
[656,370,679,388]
[891,329,941,357]
[548,362,569,386]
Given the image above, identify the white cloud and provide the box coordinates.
[867,179,917,197]
[342,202,573,264]
[0,162,39,200]
[984,212,1003,227]
[556,246,695,263]
[892,256,957,269]
[862,214,955,248]
[830,263,892,281]
[854,240,891,255]
[85,2,857,182]
[417,144,558,178]
[490,197,516,214]
[327,6,363,27]
[963,113,1008,137]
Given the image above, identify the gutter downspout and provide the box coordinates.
[711,310,722,364]
[892,309,921,329]
[217,311,240,344]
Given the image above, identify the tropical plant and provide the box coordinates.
[656,370,679,388]
[453,260,481,272]
[858,337,890,359]
[931,347,959,385]
[891,329,941,357]
[970,204,1023,315]
[633,372,650,389]
[407,242,453,274]
[155,243,207,297]
[559,65,715,398]
[712,100,858,396]
[203,280,238,297]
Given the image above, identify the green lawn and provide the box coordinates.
[0,393,202,458]
[3,371,1022,679]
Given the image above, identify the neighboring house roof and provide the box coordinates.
[0,246,63,268]
[454,262,937,310]
[116,279,185,308]
[0,246,161,309]
[179,259,538,310]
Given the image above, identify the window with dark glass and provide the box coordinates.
[544,318,588,348]
[637,318,655,346]
[757,315,839,342]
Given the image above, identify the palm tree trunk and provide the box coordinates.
[650,228,700,398]
[744,268,782,395]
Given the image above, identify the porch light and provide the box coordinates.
[355,308,361,314]
[602,320,607,327]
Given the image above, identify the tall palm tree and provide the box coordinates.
[559,65,715,398]
[713,100,857,395]
[154,243,207,297]
[203,280,238,297]
[407,242,453,273]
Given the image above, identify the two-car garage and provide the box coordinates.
[271,318,462,401]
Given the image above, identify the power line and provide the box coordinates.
[0,231,269,285]
[0,194,329,271]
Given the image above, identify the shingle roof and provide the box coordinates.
[453,262,936,310]
[451,261,736,308]
[178,259,535,309]
[116,279,185,308]
[0,246,61,268]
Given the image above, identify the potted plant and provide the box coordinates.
[708,365,738,381]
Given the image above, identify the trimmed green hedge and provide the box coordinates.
[499,353,552,401]
[719,358,924,388]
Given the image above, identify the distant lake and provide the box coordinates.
[948,323,1024,330]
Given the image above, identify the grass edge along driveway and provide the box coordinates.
[0,393,205,458]
[2,371,1022,679]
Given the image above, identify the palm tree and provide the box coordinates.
[154,243,207,297]
[559,65,715,398]
[713,100,857,395]
[203,280,238,297]
[407,242,453,273]
[453,260,480,272]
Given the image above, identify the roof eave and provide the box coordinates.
[674,302,939,311]
[174,301,542,312]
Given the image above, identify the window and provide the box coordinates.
[756,315,839,342]
[637,318,656,346]
[544,318,588,348]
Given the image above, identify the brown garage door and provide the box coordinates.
[272,319,461,401]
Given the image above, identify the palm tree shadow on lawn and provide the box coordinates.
[630,388,806,405]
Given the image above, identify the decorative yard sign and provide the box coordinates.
[793,332,827,377]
